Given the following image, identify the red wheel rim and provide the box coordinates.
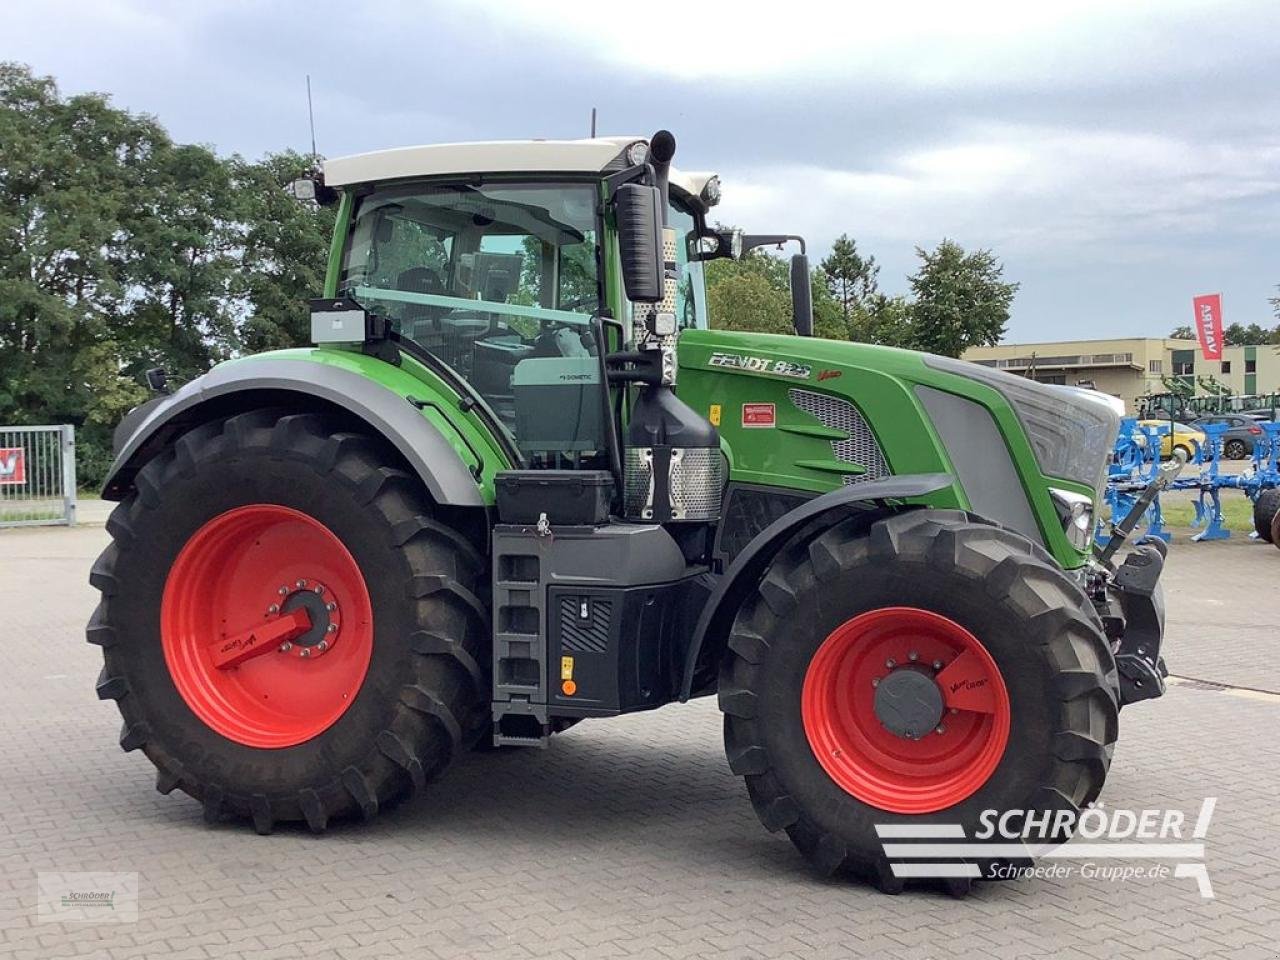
[801,607,1010,814]
[161,505,373,748]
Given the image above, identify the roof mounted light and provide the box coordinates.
[701,175,722,207]
[284,173,339,207]
[626,141,650,167]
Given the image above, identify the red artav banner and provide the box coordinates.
[1192,294,1223,361]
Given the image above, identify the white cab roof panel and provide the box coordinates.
[324,136,712,197]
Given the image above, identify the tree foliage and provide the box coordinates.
[0,63,333,484]
[707,235,1017,358]
[906,240,1017,357]
[820,233,878,330]
[1169,320,1280,345]
[705,252,794,335]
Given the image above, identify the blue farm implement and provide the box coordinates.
[1100,417,1280,545]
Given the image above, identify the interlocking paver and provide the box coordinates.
[3,524,1278,960]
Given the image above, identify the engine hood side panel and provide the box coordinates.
[675,329,1091,568]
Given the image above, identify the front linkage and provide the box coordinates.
[1089,458,1183,705]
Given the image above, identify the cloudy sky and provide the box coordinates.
[6,0,1278,341]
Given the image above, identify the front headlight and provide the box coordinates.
[1049,488,1094,549]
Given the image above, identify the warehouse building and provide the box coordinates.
[962,337,1280,414]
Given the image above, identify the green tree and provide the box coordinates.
[0,63,338,483]
[116,142,242,380]
[850,293,915,348]
[0,63,159,475]
[1222,322,1272,346]
[705,262,792,335]
[820,234,878,332]
[705,250,792,334]
[906,240,1017,357]
[1168,325,1195,339]
[234,151,336,352]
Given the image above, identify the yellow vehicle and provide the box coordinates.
[1138,419,1205,460]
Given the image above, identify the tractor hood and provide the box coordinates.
[676,329,1120,568]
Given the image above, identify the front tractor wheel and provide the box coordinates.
[88,410,489,833]
[719,510,1118,888]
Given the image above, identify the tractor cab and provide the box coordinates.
[315,136,809,475]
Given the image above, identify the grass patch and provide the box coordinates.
[1158,496,1255,531]
[1106,492,1256,533]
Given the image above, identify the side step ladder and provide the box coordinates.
[491,525,552,747]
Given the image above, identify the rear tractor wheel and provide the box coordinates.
[719,509,1118,888]
[88,410,490,833]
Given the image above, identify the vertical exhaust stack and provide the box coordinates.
[622,130,724,527]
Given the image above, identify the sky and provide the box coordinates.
[5,0,1278,342]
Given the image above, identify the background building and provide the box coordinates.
[963,337,1280,414]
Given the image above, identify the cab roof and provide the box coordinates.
[323,136,715,201]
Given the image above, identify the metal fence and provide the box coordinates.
[0,425,77,527]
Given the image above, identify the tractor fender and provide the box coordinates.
[102,357,487,508]
[678,473,955,701]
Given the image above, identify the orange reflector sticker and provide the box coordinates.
[561,680,577,696]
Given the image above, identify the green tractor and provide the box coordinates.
[91,130,1167,889]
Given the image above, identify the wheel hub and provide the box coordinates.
[873,667,944,740]
[275,579,340,658]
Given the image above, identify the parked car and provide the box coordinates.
[1138,419,1206,460]
[1190,414,1268,459]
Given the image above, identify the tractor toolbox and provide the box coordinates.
[495,469,614,525]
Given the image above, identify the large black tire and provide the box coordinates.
[1253,488,1280,543]
[719,509,1118,887]
[1224,438,1248,460]
[88,410,490,833]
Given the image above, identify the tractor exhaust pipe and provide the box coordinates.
[649,130,676,223]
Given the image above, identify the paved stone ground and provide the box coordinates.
[2,522,1278,960]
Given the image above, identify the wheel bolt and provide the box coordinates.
[279,642,293,652]
[326,603,336,612]
[317,640,328,652]
[885,659,896,669]
[300,648,311,658]
[950,708,958,715]
[314,585,325,596]
[295,579,307,589]
[278,585,289,596]
[908,651,918,662]
[935,725,946,735]
[872,678,880,687]
[932,660,943,671]
[326,623,337,634]
[267,603,279,615]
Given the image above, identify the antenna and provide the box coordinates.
[590,107,597,138]
[306,75,318,163]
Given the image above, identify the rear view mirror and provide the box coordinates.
[790,253,813,337]
[614,183,664,302]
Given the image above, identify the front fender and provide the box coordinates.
[679,473,954,701]
[103,356,490,508]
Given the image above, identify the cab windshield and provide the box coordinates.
[668,197,709,331]
[339,181,605,466]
